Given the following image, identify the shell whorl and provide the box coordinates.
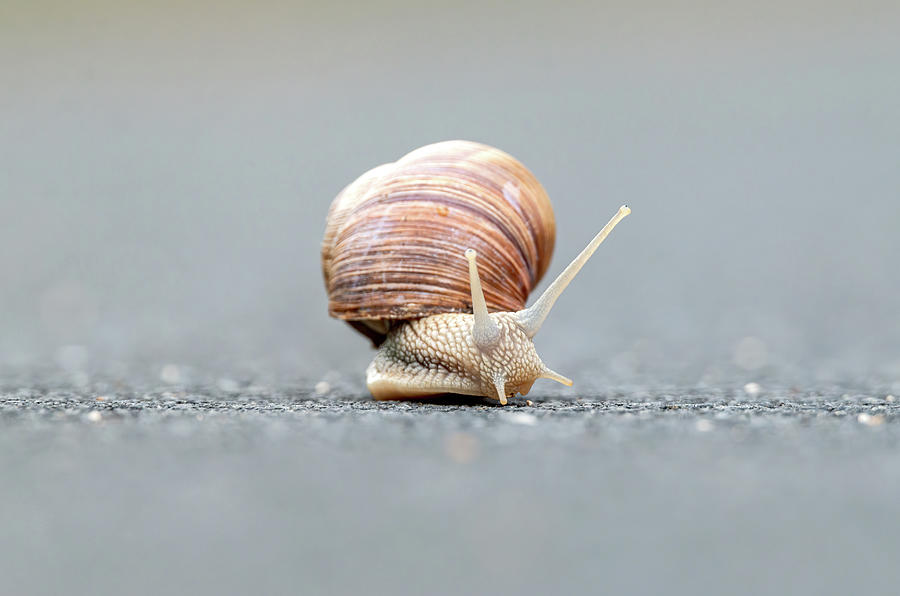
[322,140,556,342]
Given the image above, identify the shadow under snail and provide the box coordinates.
[322,140,630,404]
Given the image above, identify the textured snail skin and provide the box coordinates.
[366,312,552,404]
[364,203,630,404]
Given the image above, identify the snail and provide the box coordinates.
[322,140,629,405]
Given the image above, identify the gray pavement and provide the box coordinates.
[3,379,900,596]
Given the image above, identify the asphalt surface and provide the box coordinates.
[3,379,900,596]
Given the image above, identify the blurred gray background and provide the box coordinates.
[3,0,898,388]
[2,2,900,595]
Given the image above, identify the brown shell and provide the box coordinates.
[322,140,556,343]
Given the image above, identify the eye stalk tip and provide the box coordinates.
[514,204,630,338]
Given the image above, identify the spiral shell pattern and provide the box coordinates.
[322,140,556,341]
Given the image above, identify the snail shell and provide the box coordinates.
[322,140,556,344]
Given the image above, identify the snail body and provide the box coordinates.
[322,140,629,404]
